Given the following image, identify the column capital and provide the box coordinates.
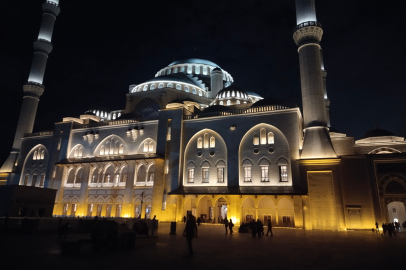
[42,1,61,17]
[23,83,45,98]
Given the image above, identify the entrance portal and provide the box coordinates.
[387,201,406,224]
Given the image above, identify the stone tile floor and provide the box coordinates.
[1,223,405,270]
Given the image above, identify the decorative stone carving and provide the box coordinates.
[42,1,61,17]
[293,26,323,45]
[23,84,44,98]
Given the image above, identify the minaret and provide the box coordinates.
[293,0,336,158]
[320,49,331,127]
[0,1,61,175]
[210,68,224,99]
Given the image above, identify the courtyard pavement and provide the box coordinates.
[1,222,405,270]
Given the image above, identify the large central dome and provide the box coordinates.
[168,58,221,68]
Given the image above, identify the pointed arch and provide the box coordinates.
[200,160,211,168]
[69,144,85,158]
[137,138,157,153]
[94,134,128,156]
[258,156,271,165]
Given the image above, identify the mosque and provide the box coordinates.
[1,0,405,230]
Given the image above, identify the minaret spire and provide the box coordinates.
[0,1,61,176]
[293,0,336,158]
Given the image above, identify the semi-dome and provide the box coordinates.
[168,58,220,68]
[216,85,248,99]
[362,128,394,139]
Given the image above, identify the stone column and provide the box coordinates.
[123,161,136,217]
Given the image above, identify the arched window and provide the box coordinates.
[227,100,231,106]
[137,165,147,183]
[74,148,78,157]
[185,86,189,92]
[167,83,173,88]
[253,134,259,145]
[210,137,215,148]
[180,66,185,72]
[393,208,397,214]
[192,88,196,94]
[174,68,178,73]
[78,147,83,158]
[236,100,240,105]
[149,142,154,152]
[204,134,209,148]
[150,84,156,90]
[158,83,164,89]
[260,129,266,144]
[231,91,235,97]
[195,66,200,74]
[100,145,105,156]
[236,92,240,98]
[199,91,202,96]
[119,144,124,154]
[203,67,208,75]
[268,132,274,144]
[148,165,155,183]
[219,101,223,105]
[33,151,38,160]
[166,69,171,75]
[187,66,192,74]
[144,142,149,152]
[197,138,203,149]
[176,84,181,90]
[143,85,148,91]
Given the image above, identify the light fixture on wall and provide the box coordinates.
[230,125,236,131]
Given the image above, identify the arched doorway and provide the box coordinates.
[197,196,213,223]
[277,197,295,227]
[387,202,406,224]
[258,196,277,225]
[183,197,193,219]
[241,197,255,224]
[214,197,228,223]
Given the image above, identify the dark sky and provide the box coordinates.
[0,0,405,163]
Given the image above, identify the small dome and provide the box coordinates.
[362,128,394,139]
[216,85,248,100]
[252,98,283,107]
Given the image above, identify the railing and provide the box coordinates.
[293,21,322,33]
[24,131,53,137]
[73,119,139,129]
[89,182,126,188]
[65,183,81,188]
[184,104,293,120]
[135,181,154,187]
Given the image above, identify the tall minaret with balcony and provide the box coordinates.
[293,0,336,158]
[0,1,61,176]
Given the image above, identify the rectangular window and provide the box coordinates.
[39,175,45,187]
[31,175,38,187]
[115,174,120,183]
[71,204,77,216]
[87,204,93,216]
[279,166,288,182]
[106,204,112,217]
[202,168,209,183]
[217,168,224,183]
[63,204,68,216]
[97,204,102,217]
[261,166,269,182]
[116,205,122,217]
[244,167,252,182]
[23,175,29,186]
[187,169,194,183]
[149,173,154,182]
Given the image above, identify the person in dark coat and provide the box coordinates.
[197,217,201,226]
[58,222,70,239]
[183,214,197,257]
[224,218,229,234]
[266,219,273,236]
[183,216,187,223]
[229,219,234,234]
[251,221,257,237]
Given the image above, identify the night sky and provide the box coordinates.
[0,0,405,163]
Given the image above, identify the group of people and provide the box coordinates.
[380,222,400,237]
[223,218,235,234]
[238,219,273,237]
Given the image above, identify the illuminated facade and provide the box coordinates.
[1,0,406,230]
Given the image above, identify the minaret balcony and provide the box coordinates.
[293,21,323,46]
[42,1,61,17]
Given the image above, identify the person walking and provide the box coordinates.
[229,219,234,234]
[224,218,229,234]
[266,219,273,236]
[183,214,198,257]
[375,221,379,233]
